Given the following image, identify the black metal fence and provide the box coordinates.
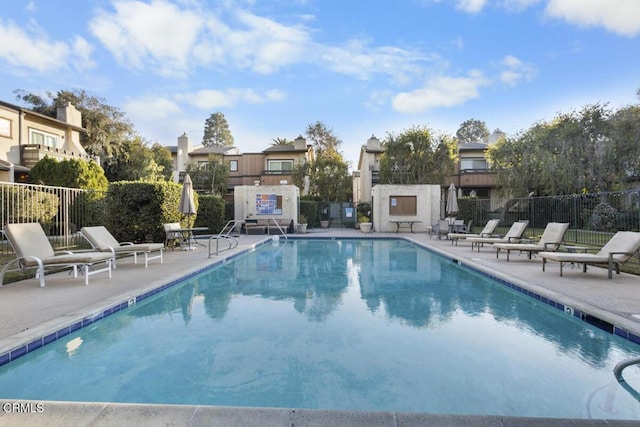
[456,189,640,247]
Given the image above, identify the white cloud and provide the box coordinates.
[123,96,182,120]
[455,0,488,13]
[545,0,640,36]
[391,71,490,113]
[178,88,287,109]
[89,0,204,77]
[498,55,536,86]
[0,19,93,72]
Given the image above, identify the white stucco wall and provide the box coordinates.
[371,184,441,233]
[234,185,300,224]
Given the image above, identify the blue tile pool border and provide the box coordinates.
[2,235,639,367]
[0,242,262,368]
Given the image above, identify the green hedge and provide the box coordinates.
[106,181,185,243]
[194,195,226,234]
[300,200,318,226]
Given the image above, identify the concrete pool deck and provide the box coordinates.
[1,228,639,426]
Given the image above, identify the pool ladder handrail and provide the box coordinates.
[265,218,288,241]
[207,220,243,258]
[614,355,640,402]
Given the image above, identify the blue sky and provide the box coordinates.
[1,0,639,169]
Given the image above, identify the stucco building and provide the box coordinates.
[0,101,94,183]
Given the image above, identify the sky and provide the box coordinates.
[1,0,639,170]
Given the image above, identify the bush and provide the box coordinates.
[300,200,318,226]
[106,181,184,242]
[584,203,619,231]
[194,195,226,233]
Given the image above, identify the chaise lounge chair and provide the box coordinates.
[466,221,529,252]
[0,223,112,287]
[80,226,164,268]
[494,222,569,261]
[448,219,500,245]
[539,231,640,279]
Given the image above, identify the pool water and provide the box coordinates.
[1,238,640,419]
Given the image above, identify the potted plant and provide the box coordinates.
[358,212,372,233]
[297,214,308,234]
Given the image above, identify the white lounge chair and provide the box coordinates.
[80,226,164,268]
[540,231,640,278]
[0,223,112,287]
[448,219,500,245]
[466,221,529,252]
[494,222,569,261]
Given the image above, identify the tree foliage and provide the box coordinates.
[203,112,234,147]
[185,155,229,194]
[456,119,490,143]
[271,137,291,145]
[487,103,640,196]
[305,121,341,154]
[379,126,457,185]
[102,137,172,182]
[29,157,109,191]
[294,122,351,203]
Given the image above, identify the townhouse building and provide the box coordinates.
[0,101,94,183]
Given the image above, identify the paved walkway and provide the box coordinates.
[1,229,639,426]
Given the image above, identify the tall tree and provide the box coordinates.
[305,121,341,154]
[300,122,351,203]
[203,112,234,147]
[379,126,457,185]
[456,119,490,143]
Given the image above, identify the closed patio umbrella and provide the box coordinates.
[446,183,458,215]
[179,173,197,229]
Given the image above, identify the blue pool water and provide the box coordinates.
[1,238,640,419]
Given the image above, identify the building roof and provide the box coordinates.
[458,142,488,151]
[0,159,30,172]
[263,144,309,154]
[0,100,87,133]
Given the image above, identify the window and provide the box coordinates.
[267,160,293,173]
[29,129,59,149]
[389,196,417,216]
[460,158,488,171]
[229,160,238,172]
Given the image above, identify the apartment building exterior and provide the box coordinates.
[0,101,95,183]
[169,133,314,197]
[352,130,505,205]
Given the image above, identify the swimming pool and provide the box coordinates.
[1,238,639,419]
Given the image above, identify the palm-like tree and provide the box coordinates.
[271,137,291,145]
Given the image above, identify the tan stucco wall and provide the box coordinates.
[371,184,440,233]
[234,185,300,224]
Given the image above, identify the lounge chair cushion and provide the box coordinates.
[494,222,569,252]
[82,226,165,253]
[5,223,113,267]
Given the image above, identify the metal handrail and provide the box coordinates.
[266,218,288,240]
[219,220,244,237]
[208,235,239,258]
[614,356,640,402]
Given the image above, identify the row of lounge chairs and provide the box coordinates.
[446,220,640,279]
[0,223,165,287]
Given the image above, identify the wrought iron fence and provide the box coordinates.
[1,182,106,253]
[456,189,640,247]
